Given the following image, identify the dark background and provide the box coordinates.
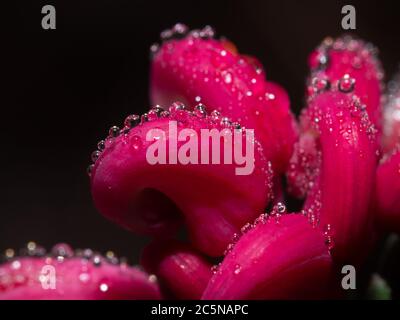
[2,0,400,267]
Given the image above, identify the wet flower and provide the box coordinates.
[2,24,400,300]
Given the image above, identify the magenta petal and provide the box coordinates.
[141,240,212,299]
[0,244,161,300]
[150,24,298,173]
[376,149,400,232]
[202,214,333,300]
[90,104,272,256]
[288,91,378,263]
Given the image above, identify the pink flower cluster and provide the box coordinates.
[1,24,399,300]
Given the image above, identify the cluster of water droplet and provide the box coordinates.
[287,140,322,199]
[208,203,336,276]
[1,242,127,266]
[307,35,384,104]
[152,25,288,190]
[307,72,357,101]
[0,242,151,293]
[310,35,382,74]
[150,23,215,58]
[323,224,335,251]
[87,106,162,176]
[300,189,322,229]
[88,101,273,190]
[220,202,288,260]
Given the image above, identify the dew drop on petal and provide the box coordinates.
[124,114,140,128]
[51,243,74,258]
[194,104,207,118]
[131,135,143,150]
[234,264,241,275]
[91,150,101,163]
[338,74,356,93]
[99,283,109,292]
[87,164,94,177]
[97,140,105,151]
[79,273,91,284]
[108,126,120,138]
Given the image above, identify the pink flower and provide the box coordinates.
[202,213,333,300]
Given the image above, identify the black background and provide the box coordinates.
[2,0,400,265]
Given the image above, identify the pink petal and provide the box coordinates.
[288,91,378,263]
[0,243,161,300]
[202,214,333,300]
[376,149,400,232]
[150,24,298,173]
[90,104,273,256]
[141,240,212,299]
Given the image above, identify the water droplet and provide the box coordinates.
[141,113,149,124]
[172,23,188,36]
[199,25,215,39]
[91,150,101,163]
[234,264,241,275]
[265,93,275,101]
[131,135,142,150]
[79,272,91,284]
[311,77,330,93]
[223,71,232,84]
[194,104,206,118]
[83,249,94,259]
[124,114,140,128]
[92,255,102,267]
[160,110,170,118]
[148,274,157,283]
[51,243,74,258]
[169,102,186,113]
[240,223,252,234]
[147,110,159,121]
[310,51,329,70]
[4,249,15,259]
[108,126,120,138]
[87,164,94,177]
[210,110,220,121]
[99,283,109,292]
[11,260,21,270]
[160,28,174,41]
[232,122,241,129]
[97,140,105,151]
[150,43,159,57]
[105,251,118,264]
[211,265,218,274]
[220,117,232,127]
[276,202,286,213]
[338,74,356,93]
[27,242,36,252]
